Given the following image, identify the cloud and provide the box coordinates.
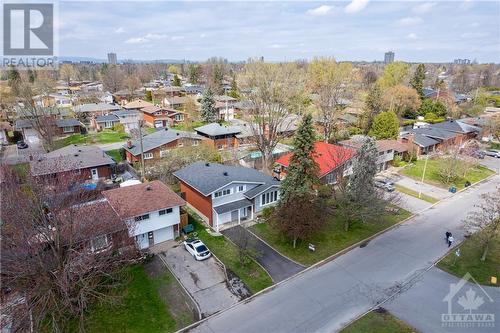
[469,22,479,28]
[144,33,167,40]
[125,33,167,44]
[461,32,488,38]
[412,2,436,14]
[407,33,418,40]
[396,17,423,27]
[269,44,285,49]
[459,0,474,11]
[200,33,206,38]
[114,27,125,34]
[171,35,184,41]
[307,5,333,16]
[345,0,370,14]
[125,37,147,44]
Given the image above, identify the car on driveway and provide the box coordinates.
[16,141,28,149]
[183,238,211,260]
[375,179,396,192]
[483,149,500,158]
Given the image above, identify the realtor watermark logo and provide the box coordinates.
[2,1,58,69]
[442,272,495,329]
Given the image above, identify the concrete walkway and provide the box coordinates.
[221,225,305,283]
[396,175,452,200]
[385,267,499,333]
[190,176,499,333]
[396,191,433,213]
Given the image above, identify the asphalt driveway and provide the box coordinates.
[480,156,500,174]
[222,225,305,283]
[161,245,239,317]
[385,267,499,333]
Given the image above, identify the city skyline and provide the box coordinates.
[58,0,500,63]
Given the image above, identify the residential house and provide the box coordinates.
[274,142,356,184]
[113,89,146,104]
[123,99,153,111]
[174,162,281,231]
[163,96,189,110]
[74,103,121,117]
[339,136,396,172]
[214,96,238,121]
[123,127,204,164]
[182,85,205,96]
[34,94,72,108]
[141,105,187,128]
[15,118,82,143]
[54,118,82,136]
[111,109,140,133]
[92,114,120,131]
[30,145,115,180]
[103,181,186,249]
[195,123,241,149]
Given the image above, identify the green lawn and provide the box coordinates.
[84,265,176,333]
[400,157,494,190]
[250,209,412,266]
[171,121,206,132]
[105,149,123,162]
[489,142,500,150]
[341,309,419,333]
[395,184,439,204]
[54,131,130,149]
[437,228,499,286]
[188,213,273,293]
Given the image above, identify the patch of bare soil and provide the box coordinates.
[226,268,252,300]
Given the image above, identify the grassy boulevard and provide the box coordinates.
[341,308,419,333]
[250,209,412,266]
[395,184,439,204]
[437,228,499,286]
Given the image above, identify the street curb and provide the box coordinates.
[244,226,307,268]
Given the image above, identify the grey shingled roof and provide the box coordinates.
[112,109,139,117]
[123,128,203,156]
[74,103,121,113]
[413,127,457,140]
[244,183,280,199]
[173,161,279,196]
[95,114,119,122]
[55,118,81,127]
[431,120,479,134]
[195,123,242,137]
[213,198,253,214]
[411,134,440,147]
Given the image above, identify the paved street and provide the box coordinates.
[385,267,499,333]
[394,191,433,213]
[480,156,500,175]
[222,225,304,282]
[190,175,499,333]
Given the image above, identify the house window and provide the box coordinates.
[160,150,169,158]
[135,213,150,222]
[143,152,153,160]
[159,208,173,215]
[192,140,199,146]
[63,126,74,133]
[236,185,245,192]
[261,190,278,206]
[214,188,231,198]
[90,235,109,252]
[175,114,184,121]
[104,121,113,128]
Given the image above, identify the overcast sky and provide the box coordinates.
[58,0,500,63]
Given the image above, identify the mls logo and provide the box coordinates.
[3,3,54,56]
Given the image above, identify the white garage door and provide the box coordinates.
[154,226,174,244]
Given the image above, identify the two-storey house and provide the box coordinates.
[174,162,280,231]
[103,181,185,250]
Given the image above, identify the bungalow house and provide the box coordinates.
[153,86,183,101]
[111,109,140,133]
[141,105,187,128]
[274,142,356,185]
[54,118,82,136]
[92,114,120,131]
[123,99,153,111]
[34,94,72,108]
[174,162,280,231]
[103,181,185,250]
[182,85,205,96]
[113,89,146,104]
[15,117,82,142]
[195,123,241,150]
[339,136,396,172]
[163,96,189,110]
[123,127,204,164]
[74,103,121,117]
[30,145,115,180]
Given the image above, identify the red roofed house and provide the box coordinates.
[103,180,186,250]
[273,142,356,185]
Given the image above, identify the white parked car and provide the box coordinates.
[484,149,500,158]
[183,238,211,260]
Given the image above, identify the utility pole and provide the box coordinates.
[138,120,145,182]
[418,153,429,199]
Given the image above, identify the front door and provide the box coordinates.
[230,210,239,222]
[148,231,154,247]
[91,168,98,180]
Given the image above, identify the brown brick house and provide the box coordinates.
[140,105,187,128]
[194,123,241,150]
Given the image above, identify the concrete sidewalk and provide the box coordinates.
[396,176,452,200]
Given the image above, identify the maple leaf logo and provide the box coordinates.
[457,288,484,313]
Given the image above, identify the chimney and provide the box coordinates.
[127,140,132,148]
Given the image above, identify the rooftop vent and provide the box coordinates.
[74,154,79,157]
[205,162,210,167]
[176,132,179,136]
[146,185,152,191]
[78,149,82,152]
[223,171,228,176]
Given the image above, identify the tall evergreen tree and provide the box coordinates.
[363,84,383,133]
[369,110,399,139]
[172,74,181,87]
[7,65,21,96]
[200,88,217,123]
[279,113,319,203]
[410,64,426,99]
[346,137,378,203]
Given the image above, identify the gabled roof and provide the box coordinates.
[123,128,203,156]
[413,127,457,140]
[431,120,480,134]
[103,180,185,219]
[405,133,440,147]
[275,142,356,178]
[123,99,154,109]
[55,118,81,127]
[165,96,189,105]
[112,109,139,117]
[173,162,279,196]
[74,103,121,113]
[195,123,242,137]
[96,114,119,122]
[30,145,115,176]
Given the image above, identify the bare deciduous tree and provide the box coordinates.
[464,187,500,261]
[0,167,140,332]
[102,65,125,93]
[239,62,306,173]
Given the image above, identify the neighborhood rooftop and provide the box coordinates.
[74,103,121,113]
[173,161,279,196]
[195,123,242,137]
[124,128,203,156]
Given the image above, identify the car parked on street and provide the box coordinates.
[16,141,28,149]
[183,238,211,261]
[375,179,396,192]
[483,149,500,158]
